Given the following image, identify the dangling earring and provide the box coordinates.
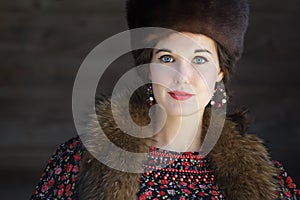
[210,82,227,109]
[146,83,156,106]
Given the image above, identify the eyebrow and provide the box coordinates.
[194,49,212,54]
[154,48,212,54]
[154,48,172,54]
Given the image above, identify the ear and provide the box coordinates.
[216,70,224,82]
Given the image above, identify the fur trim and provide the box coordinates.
[77,93,278,199]
[126,0,249,61]
[205,119,278,199]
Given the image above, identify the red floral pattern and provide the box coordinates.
[137,147,224,199]
[274,160,299,199]
[30,137,299,199]
[30,137,82,200]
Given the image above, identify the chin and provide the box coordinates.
[161,101,207,117]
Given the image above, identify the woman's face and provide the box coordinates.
[149,32,223,116]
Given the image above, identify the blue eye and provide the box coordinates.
[159,55,175,63]
[193,56,207,64]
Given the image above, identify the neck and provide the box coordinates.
[152,108,204,152]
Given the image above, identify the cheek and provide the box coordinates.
[152,84,163,99]
[194,65,220,92]
[150,65,168,102]
[150,64,174,87]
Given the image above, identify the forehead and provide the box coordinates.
[154,32,217,54]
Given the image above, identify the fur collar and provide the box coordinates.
[77,93,278,199]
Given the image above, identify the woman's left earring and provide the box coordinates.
[146,83,156,107]
[210,82,227,109]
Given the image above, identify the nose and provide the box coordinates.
[174,59,193,84]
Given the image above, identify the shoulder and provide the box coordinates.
[273,160,300,199]
[225,111,300,198]
[30,136,84,199]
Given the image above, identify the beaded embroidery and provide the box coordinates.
[30,137,299,199]
[137,147,224,200]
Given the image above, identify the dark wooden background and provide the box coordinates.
[0,0,299,199]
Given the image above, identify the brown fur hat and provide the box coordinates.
[126,0,249,61]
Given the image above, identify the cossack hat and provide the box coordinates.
[126,0,249,61]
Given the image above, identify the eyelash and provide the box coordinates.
[159,55,175,63]
[193,56,208,64]
[158,55,208,64]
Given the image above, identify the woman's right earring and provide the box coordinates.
[146,83,156,107]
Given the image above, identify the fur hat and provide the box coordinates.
[126,0,249,61]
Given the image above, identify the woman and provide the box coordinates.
[31,0,299,199]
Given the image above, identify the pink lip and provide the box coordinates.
[168,90,193,100]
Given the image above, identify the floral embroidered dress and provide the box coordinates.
[30,136,300,199]
[137,147,223,199]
